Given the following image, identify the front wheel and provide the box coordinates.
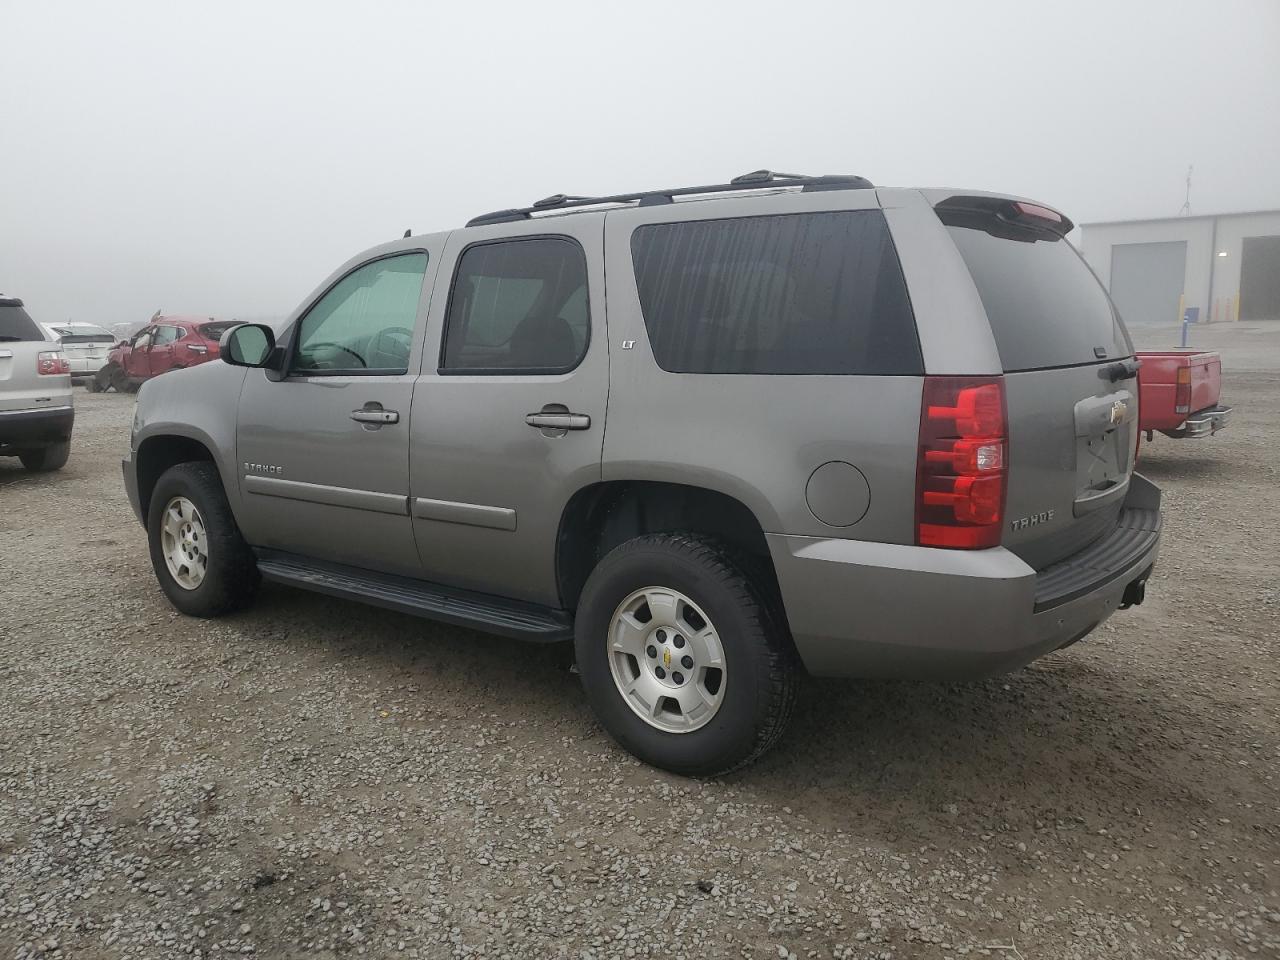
[146,462,260,617]
[574,534,799,776]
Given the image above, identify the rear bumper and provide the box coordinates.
[769,473,1162,679]
[1180,404,1232,437]
[0,405,75,447]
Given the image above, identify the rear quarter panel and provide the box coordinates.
[602,190,925,543]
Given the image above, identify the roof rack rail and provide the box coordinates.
[466,170,874,227]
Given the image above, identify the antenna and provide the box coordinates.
[1177,164,1193,216]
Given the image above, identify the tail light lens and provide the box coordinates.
[1174,367,1191,415]
[916,376,1008,549]
[37,352,71,376]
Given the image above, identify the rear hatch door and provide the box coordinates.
[939,198,1138,570]
[1,300,65,413]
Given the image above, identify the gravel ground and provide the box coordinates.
[2,325,1278,960]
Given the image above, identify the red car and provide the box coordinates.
[1135,350,1232,441]
[91,316,238,392]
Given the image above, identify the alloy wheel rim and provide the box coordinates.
[160,496,208,590]
[606,586,727,733]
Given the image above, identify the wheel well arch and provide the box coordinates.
[135,435,217,525]
[555,480,782,613]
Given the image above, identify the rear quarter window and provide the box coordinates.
[942,212,1132,371]
[630,211,921,375]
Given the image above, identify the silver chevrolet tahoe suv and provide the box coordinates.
[1,296,74,472]
[123,171,1161,775]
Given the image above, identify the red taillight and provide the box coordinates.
[1174,366,1191,415]
[37,352,71,376]
[916,376,1008,549]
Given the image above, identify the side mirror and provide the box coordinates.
[221,324,277,368]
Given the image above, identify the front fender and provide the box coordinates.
[131,361,248,518]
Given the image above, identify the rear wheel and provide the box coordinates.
[574,534,798,776]
[19,441,70,473]
[147,462,259,617]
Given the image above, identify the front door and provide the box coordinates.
[123,328,153,379]
[146,324,181,377]
[235,248,439,576]
[409,216,608,605]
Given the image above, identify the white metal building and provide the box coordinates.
[1079,210,1280,326]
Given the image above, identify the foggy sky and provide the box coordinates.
[3,0,1278,329]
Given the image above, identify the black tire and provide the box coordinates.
[574,534,799,777]
[85,373,102,392]
[147,462,260,617]
[19,441,70,472]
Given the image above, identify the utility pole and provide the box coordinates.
[1177,164,1193,216]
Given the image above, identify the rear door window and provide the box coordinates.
[440,238,589,373]
[0,299,45,342]
[629,211,921,375]
[942,212,1132,371]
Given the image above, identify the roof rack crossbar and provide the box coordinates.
[466,170,874,227]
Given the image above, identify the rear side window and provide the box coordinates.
[0,300,44,342]
[441,238,589,373]
[943,213,1131,371]
[630,211,921,375]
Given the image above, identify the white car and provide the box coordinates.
[41,321,117,383]
[2,296,73,471]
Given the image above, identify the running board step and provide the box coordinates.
[254,550,573,642]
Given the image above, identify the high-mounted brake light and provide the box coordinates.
[37,352,71,376]
[916,376,1008,549]
[1012,201,1064,224]
[1174,366,1192,415]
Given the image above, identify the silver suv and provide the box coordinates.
[123,172,1161,775]
[1,296,74,472]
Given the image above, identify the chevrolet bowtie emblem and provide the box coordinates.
[1109,400,1127,425]
[663,649,671,667]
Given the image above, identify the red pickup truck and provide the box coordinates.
[1136,350,1232,440]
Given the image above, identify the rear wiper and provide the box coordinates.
[0,335,26,342]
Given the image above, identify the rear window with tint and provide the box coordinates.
[944,218,1131,371]
[0,301,45,342]
[630,211,921,375]
[199,321,239,341]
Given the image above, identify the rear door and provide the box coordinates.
[937,198,1137,569]
[409,216,607,605]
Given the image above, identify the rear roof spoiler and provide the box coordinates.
[935,194,1074,236]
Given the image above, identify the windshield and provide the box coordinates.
[0,301,45,342]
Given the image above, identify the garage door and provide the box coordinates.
[1240,236,1280,321]
[1109,241,1187,327]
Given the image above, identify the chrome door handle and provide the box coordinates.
[351,408,399,424]
[525,412,590,430]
